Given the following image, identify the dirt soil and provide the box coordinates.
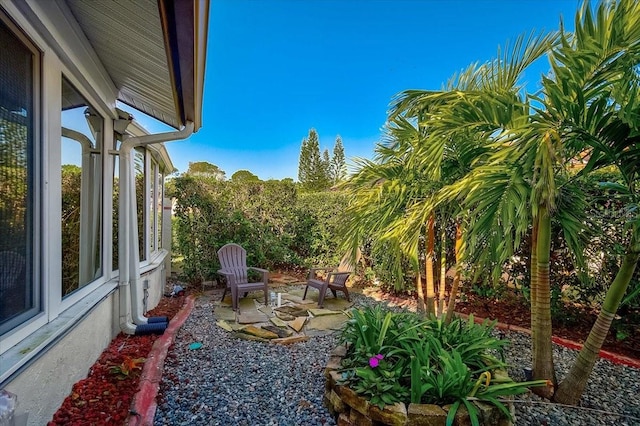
[47,293,186,426]
[454,289,640,360]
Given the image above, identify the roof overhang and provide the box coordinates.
[64,0,208,131]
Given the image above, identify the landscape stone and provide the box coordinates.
[336,385,369,416]
[331,345,348,357]
[407,403,447,426]
[261,325,292,338]
[270,335,310,345]
[239,297,258,310]
[274,311,295,321]
[369,402,407,426]
[287,316,307,332]
[350,408,373,426]
[232,332,268,342]
[308,308,341,316]
[322,297,353,311]
[307,313,350,331]
[216,320,233,332]
[237,310,269,324]
[241,325,279,339]
[304,328,336,337]
[269,316,288,327]
[275,305,309,317]
[213,306,236,321]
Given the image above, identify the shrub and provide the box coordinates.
[338,306,546,424]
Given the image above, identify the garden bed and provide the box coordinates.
[47,293,186,425]
[324,345,513,426]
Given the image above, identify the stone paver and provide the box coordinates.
[208,283,354,345]
[307,313,350,331]
[287,316,307,332]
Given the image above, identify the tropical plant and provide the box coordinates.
[387,0,640,404]
[338,307,546,424]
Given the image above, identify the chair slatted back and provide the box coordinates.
[330,272,350,287]
[217,243,248,283]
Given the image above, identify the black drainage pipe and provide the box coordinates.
[134,322,167,335]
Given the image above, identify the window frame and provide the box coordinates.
[0,10,42,338]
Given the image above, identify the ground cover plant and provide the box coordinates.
[48,294,185,425]
[338,306,546,425]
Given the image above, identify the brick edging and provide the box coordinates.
[128,295,196,426]
[455,312,640,369]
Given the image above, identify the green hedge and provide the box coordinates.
[170,175,349,283]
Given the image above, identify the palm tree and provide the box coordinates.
[392,31,563,393]
[538,0,640,403]
[342,116,438,315]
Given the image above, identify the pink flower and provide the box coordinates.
[369,354,384,368]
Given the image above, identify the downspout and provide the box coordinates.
[118,121,194,335]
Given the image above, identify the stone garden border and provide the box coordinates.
[323,345,513,426]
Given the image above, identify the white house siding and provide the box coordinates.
[0,1,174,423]
[4,293,117,425]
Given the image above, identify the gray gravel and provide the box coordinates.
[154,288,640,426]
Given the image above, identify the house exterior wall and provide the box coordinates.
[4,291,117,425]
[0,1,174,423]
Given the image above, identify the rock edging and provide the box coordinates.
[323,345,513,426]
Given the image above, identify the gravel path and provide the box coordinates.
[154,288,640,426]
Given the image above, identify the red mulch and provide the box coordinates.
[455,290,640,360]
[48,294,186,426]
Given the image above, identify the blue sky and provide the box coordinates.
[137,0,581,180]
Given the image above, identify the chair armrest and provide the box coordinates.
[247,267,268,273]
[309,267,338,280]
[217,269,237,285]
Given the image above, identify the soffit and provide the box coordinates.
[64,0,180,129]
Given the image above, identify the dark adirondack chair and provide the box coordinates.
[303,256,353,308]
[217,243,269,312]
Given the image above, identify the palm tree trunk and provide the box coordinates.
[438,223,447,316]
[445,221,463,324]
[554,243,640,405]
[530,217,539,372]
[425,214,436,316]
[532,206,556,398]
[416,271,426,315]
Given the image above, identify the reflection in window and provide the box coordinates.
[134,148,146,262]
[157,171,164,250]
[61,77,103,297]
[0,14,37,332]
[112,138,120,271]
[150,161,156,252]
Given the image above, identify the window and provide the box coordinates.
[149,159,164,253]
[134,147,146,262]
[112,138,120,271]
[0,13,39,334]
[157,170,164,250]
[150,160,156,252]
[60,77,104,297]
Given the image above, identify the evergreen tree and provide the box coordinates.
[297,128,340,191]
[298,137,311,183]
[331,135,346,184]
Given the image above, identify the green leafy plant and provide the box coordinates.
[109,356,146,380]
[339,306,546,424]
